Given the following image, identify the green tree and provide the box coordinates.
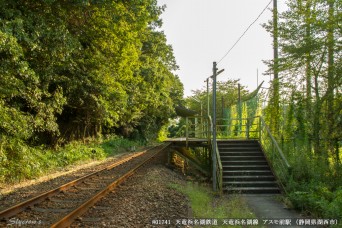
[188,79,247,119]
[0,0,184,144]
[263,0,341,160]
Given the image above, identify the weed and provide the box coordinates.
[170,182,262,228]
[100,135,144,156]
[0,135,145,184]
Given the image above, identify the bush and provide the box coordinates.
[324,187,342,219]
[100,135,145,155]
[0,135,144,184]
[287,181,341,220]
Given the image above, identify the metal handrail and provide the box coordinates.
[207,115,213,143]
[185,116,211,146]
[213,116,290,172]
[208,115,222,193]
[214,141,223,194]
[259,117,291,168]
[215,117,260,139]
[183,115,291,193]
[185,116,205,147]
[184,115,222,193]
[258,116,292,191]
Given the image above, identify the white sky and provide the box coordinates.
[157,0,287,97]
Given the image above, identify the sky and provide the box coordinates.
[157,0,287,97]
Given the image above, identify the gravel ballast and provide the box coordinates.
[0,148,190,227]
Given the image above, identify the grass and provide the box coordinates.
[170,182,264,228]
[0,135,146,184]
[100,136,145,156]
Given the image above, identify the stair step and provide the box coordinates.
[222,161,268,165]
[223,175,276,182]
[220,150,263,154]
[222,165,270,170]
[224,186,280,194]
[224,181,278,187]
[217,146,261,151]
[218,144,259,147]
[217,140,258,144]
[223,170,273,176]
[218,146,259,149]
[220,152,263,156]
[217,140,280,195]
[220,156,265,161]
[220,150,262,154]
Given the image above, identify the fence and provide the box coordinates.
[258,117,292,191]
[183,115,291,193]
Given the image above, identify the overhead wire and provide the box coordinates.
[217,0,273,65]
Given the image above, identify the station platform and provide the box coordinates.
[164,138,210,147]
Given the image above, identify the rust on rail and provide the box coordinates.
[0,149,149,220]
[50,143,170,228]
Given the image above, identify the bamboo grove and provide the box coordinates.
[0,0,183,148]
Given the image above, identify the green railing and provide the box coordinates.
[185,116,212,147]
[216,116,291,191]
[216,117,260,139]
[213,140,223,194]
[258,116,292,191]
[184,115,291,193]
[207,116,223,194]
[184,116,223,193]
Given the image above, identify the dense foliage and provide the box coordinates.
[0,0,183,181]
[0,135,143,183]
[0,0,183,143]
[168,80,250,138]
[187,80,249,118]
[263,0,341,219]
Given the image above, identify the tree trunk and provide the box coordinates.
[326,0,335,156]
[272,0,280,137]
[313,72,321,156]
[305,0,313,155]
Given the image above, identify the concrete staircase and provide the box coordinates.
[218,140,280,194]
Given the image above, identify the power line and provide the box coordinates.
[217,0,272,65]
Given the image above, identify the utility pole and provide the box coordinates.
[273,0,280,136]
[257,68,259,87]
[204,62,225,192]
[273,0,278,81]
[238,83,241,103]
[206,78,210,116]
[211,62,224,192]
[200,102,203,117]
[212,62,218,192]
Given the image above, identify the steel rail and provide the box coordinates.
[51,143,170,228]
[0,149,149,220]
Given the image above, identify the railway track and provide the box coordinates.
[0,143,170,227]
